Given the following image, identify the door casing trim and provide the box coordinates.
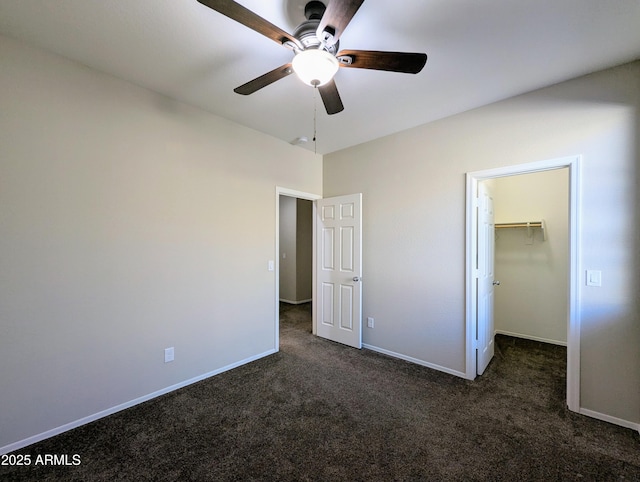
[465,156,581,412]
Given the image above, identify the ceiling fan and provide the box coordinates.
[196,0,428,114]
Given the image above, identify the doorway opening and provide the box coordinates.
[465,156,581,413]
[490,169,569,347]
[279,194,313,336]
[275,188,321,351]
[275,188,364,351]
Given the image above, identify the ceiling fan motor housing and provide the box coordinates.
[294,1,339,54]
[304,1,326,20]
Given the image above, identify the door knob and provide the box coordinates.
[353,276,361,282]
[493,280,501,286]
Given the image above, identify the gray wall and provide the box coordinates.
[296,199,313,302]
[279,196,298,302]
[324,61,640,427]
[0,35,322,451]
[279,197,312,303]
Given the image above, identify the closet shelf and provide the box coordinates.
[495,220,546,241]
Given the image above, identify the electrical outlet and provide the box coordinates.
[367,317,374,328]
[164,347,174,363]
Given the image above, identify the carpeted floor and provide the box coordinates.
[2,302,638,481]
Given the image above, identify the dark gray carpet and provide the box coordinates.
[2,302,638,481]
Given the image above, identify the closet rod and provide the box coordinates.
[495,222,543,228]
[495,220,546,241]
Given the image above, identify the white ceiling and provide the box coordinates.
[1,0,640,154]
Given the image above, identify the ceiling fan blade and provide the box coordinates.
[337,50,427,74]
[316,0,365,47]
[318,79,344,115]
[234,64,294,95]
[197,0,302,50]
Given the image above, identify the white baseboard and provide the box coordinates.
[363,344,467,379]
[495,330,567,347]
[279,298,312,305]
[579,408,640,433]
[0,349,276,455]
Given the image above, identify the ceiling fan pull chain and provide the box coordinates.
[313,86,318,154]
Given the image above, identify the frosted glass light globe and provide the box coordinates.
[292,49,339,87]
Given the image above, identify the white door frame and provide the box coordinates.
[275,187,322,351]
[465,156,581,412]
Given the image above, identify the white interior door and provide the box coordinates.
[315,193,362,349]
[477,182,496,375]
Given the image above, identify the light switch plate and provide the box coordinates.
[586,270,602,287]
[164,347,174,363]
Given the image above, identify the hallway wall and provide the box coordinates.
[279,197,313,304]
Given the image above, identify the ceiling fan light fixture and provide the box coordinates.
[292,49,339,87]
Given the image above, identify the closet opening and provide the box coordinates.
[489,169,569,348]
[465,156,581,413]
